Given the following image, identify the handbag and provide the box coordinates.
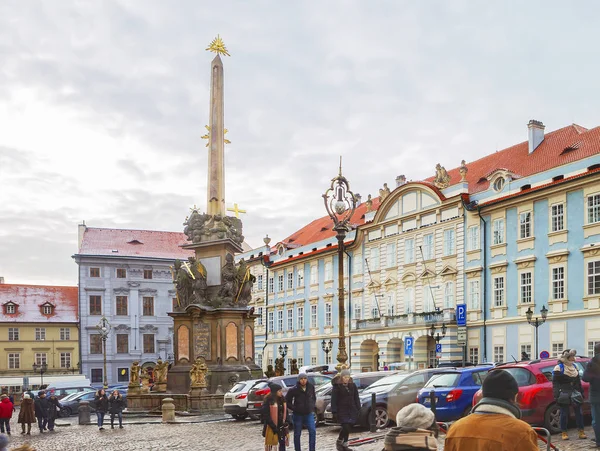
[557,391,570,406]
[571,390,584,405]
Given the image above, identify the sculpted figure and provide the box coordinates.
[365,194,373,212]
[379,183,391,202]
[154,358,169,384]
[459,160,468,181]
[140,367,150,392]
[434,163,451,189]
[235,258,255,305]
[190,357,208,388]
[174,260,193,308]
[129,361,141,386]
[188,257,208,304]
[218,254,238,301]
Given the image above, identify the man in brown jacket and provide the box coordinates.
[444,369,539,450]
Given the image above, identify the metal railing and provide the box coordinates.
[355,311,456,330]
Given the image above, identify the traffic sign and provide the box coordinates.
[540,350,550,359]
[404,337,414,357]
[456,304,467,326]
[436,343,442,353]
[457,326,467,346]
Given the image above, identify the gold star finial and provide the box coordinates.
[206,35,230,57]
[201,125,231,147]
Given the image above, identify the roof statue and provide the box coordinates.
[365,194,373,212]
[379,183,391,202]
[459,160,468,182]
[433,163,451,189]
[206,35,230,56]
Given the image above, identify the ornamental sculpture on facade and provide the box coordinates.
[190,357,209,388]
[433,163,451,189]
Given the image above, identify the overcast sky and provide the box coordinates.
[1,1,599,286]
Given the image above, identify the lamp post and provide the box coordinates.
[261,235,273,369]
[323,159,357,372]
[321,339,334,364]
[96,315,112,389]
[526,305,548,358]
[32,362,48,387]
[428,323,447,368]
[278,344,288,359]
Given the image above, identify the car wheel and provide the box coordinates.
[249,414,260,421]
[374,406,390,429]
[62,407,72,417]
[232,413,248,421]
[544,403,561,434]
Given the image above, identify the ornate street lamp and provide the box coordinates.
[323,159,357,371]
[96,315,112,389]
[32,362,48,387]
[261,235,273,368]
[428,323,447,367]
[278,344,288,359]
[526,305,548,358]
[321,339,334,364]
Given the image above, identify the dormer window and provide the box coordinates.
[493,177,505,192]
[41,303,54,315]
[4,302,17,315]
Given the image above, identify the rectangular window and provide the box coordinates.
[35,328,46,341]
[8,353,20,369]
[354,303,362,320]
[424,288,435,312]
[468,280,480,310]
[143,334,155,353]
[469,347,479,365]
[404,288,414,314]
[90,267,100,277]
[116,334,129,353]
[90,334,102,354]
[60,352,71,369]
[443,229,455,256]
[493,276,505,307]
[8,327,19,341]
[422,234,434,260]
[256,355,263,369]
[310,305,317,328]
[493,219,505,245]
[588,341,600,357]
[371,306,379,319]
[116,296,128,316]
[116,268,127,278]
[519,211,532,239]
[118,368,129,383]
[89,295,102,315]
[324,262,333,281]
[588,261,600,295]
[287,272,294,290]
[551,203,565,232]
[143,269,153,279]
[494,346,504,363]
[5,304,15,314]
[325,303,332,326]
[257,307,263,326]
[520,272,532,304]
[353,255,362,275]
[588,194,600,224]
[404,239,415,264]
[310,266,318,285]
[297,307,304,330]
[268,311,274,332]
[387,294,395,316]
[369,247,380,270]
[444,282,454,308]
[143,296,154,316]
[277,310,283,331]
[552,343,564,358]
[35,353,47,365]
[277,274,284,292]
[287,309,293,330]
[386,243,396,267]
[552,267,565,300]
[467,226,480,251]
[43,305,53,315]
[257,275,263,291]
[297,357,303,367]
[311,356,317,366]
[91,369,103,384]
[297,269,304,287]
[521,344,532,360]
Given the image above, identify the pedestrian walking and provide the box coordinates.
[108,390,125,429]
[444,369,539,450]
[382,403,438,451]
[0,394,13,435]
[94,389,109,431]
[583,342,600,447]
[47,393,61,432]
[285,373,316,451]
[330,369,360,451]
[262,383,289,451]
[553,348,587,440]
[33,391,49,433]
[17,393,35,435]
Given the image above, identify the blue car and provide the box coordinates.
[416,366,491,422]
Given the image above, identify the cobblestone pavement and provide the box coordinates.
[2,416,597,450]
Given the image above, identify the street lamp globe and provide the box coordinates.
[541,305,548,321]
[441,323,447,336]
[525,307,533,323]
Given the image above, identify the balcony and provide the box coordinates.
[355,310,456,330]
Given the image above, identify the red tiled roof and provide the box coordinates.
[78,227,193,260]
[0,284,78,323]
[425,124,600,194]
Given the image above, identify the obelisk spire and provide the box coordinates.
[205,35,230,216]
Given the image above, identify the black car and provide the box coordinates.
[59,389,127,416]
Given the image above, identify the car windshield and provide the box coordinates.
[424,373,460,388]
[253,382,268,391]
[362,373,409,394]
[316,382,332,395]
[229,383,246,393]
[61,392,83,402]
[498,368,534,387]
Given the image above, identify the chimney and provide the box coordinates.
[78,220,87,251]
[396,175,407,187]
[527,120,545,154]
[0,277,4,284]
[354,193,362,206]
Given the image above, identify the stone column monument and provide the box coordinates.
[167,36,261,397]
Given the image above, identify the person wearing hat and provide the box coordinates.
[444,369,538,450]
[285,373,317,451]
[553,348,587,440]
[33,391,49,433]
[583,342,600,447]
[0,394,13,435]
[330,369,360,451]
[17,393,35,435]
[381,403,438,451]
[262,383,289,451]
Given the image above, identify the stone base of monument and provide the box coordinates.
[126,393,189,413]
[154,382,167,393]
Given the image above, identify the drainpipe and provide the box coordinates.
[344,249,352,368]
[477,206,488,363]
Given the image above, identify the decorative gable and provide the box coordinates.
[383,276,397,287]
[419,268,436,280]
[439,266,458,280]
[401,272,416,284]
[366,279,381,291]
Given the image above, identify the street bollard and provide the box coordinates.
[369,393,377,432]
[78,400,91,425]
[162,397,176,423]
[429,390,437,417]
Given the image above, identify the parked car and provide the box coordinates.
[246,374,332,418]
[223,379,266,420]
[299,364,338,376]
[471,357,591,433]
[59,389,128,416]
[45,379,94,400]
[417,365,491,422]
[316,371,398,426]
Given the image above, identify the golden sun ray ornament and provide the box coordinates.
[206,35,230,56]
[201,125,231,147]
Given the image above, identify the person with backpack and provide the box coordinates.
[552,349,587,441]
[262,383,289,451]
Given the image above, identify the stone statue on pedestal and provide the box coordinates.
[290,359,299,375]
[154,359,169,384]
[141,368,151,393]
[265,365,275,378]
[190,357,209,388]
[274,358,285,376]
[129,361,141,387]
[433,163,451,189]
[235,259,255,306]
[173,260,193,309]
[188,257,208,304]
[218,254,238,302]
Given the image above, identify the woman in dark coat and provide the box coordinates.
[552,349,586,441]
[17,393,35,435]
[108,390,125,429]
[330,369,361,451]
[262,383,288,451]
[94,389,109,431]
[47,393,61,431]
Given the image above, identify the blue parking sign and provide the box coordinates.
[456,304,467,326]
[404,337,414,357]
[436,343,442,354]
